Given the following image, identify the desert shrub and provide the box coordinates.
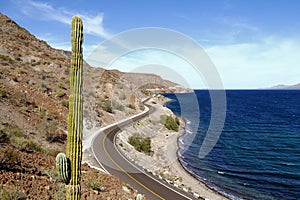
[104,101,113,113]
[56,90,66,98]
[21,139,42,152]
[160,115,180,132]
[0,88,9,98]
[111,100,124,111]
[16,67,27,74]
[128,133,151,155]
[60,99,69,108]
[140,89,152,96]
[87,180,106,192]
[0,130,10,143]
[45,168,64,183]
[0,54,11,61]
[175,116,180,126]
[112,100,124,111]
[0,148,20,169]
[36,106,47,119]
[54,183,66,199]
[12,128,23,137]
[0,186,27,200]
[19,106,30,113]
[42,148,60,157]
[128,104,136,110]
[119,92,126,100]
[57,82,66,89]
[83,172,106,192]
[40,83,49,92]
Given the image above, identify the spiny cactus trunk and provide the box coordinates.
[66,16,83,200]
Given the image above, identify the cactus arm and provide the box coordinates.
[55,153,70,184]
[66,15,83,200]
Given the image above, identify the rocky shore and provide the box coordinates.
[108,95,228,200]
[116,96,227,200]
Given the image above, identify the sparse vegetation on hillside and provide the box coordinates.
[119,91,126,100]
[140,88,152,96]
[0,186,27,200]
[128,104,136,110]
[0,13,187,199]
[160,115,180,132]
[128,133,152,155]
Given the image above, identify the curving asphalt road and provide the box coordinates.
[91,100,198,200]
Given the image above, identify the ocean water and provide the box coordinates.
[164,90,300,200]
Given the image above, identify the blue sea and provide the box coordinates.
[164,90,300,200]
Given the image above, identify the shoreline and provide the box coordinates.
[164,96,230,199]
[115,96,229,200]
[172,123,230,200]
[175,131,232,200]
[82,95,229,199]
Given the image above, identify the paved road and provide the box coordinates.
[91,101,198,200]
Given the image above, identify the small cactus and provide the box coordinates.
[56,152,70,184]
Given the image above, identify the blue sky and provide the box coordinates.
[1,0,300,89]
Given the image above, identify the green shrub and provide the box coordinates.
[128,104,136,110]
[16,67,27,74]
[36,106,47,119]
[12,128,23,137]
[56,90,66,98]
[21,139,42,152]
[141,89,152,96]
[112,100,124,111]
[19,106,29,113]
[160,115,180,132]
[83,172,106,192]
[175,116,180,125]
[0,88,9,98]
[104,101,113,113]
[86,180,106,192]
[57,82,66,89]
[60,99,69,108]
[42,148,60,157]
[128,133,151,155]
[0,148,20,169]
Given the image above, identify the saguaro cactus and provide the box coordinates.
[66,15,83,199]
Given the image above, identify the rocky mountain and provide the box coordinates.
[267,83,300,90]
[0,13,187,199]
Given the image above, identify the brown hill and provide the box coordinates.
[0,13,189,199]
[266,83,300,90]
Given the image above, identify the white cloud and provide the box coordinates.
[106,49,206,89]
[82,14,110,38]
[23,1,110,39]
[205,37,300,89]
[90,36,300,89]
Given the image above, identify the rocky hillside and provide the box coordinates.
[266,83,300,90]
[0,13,188,199]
